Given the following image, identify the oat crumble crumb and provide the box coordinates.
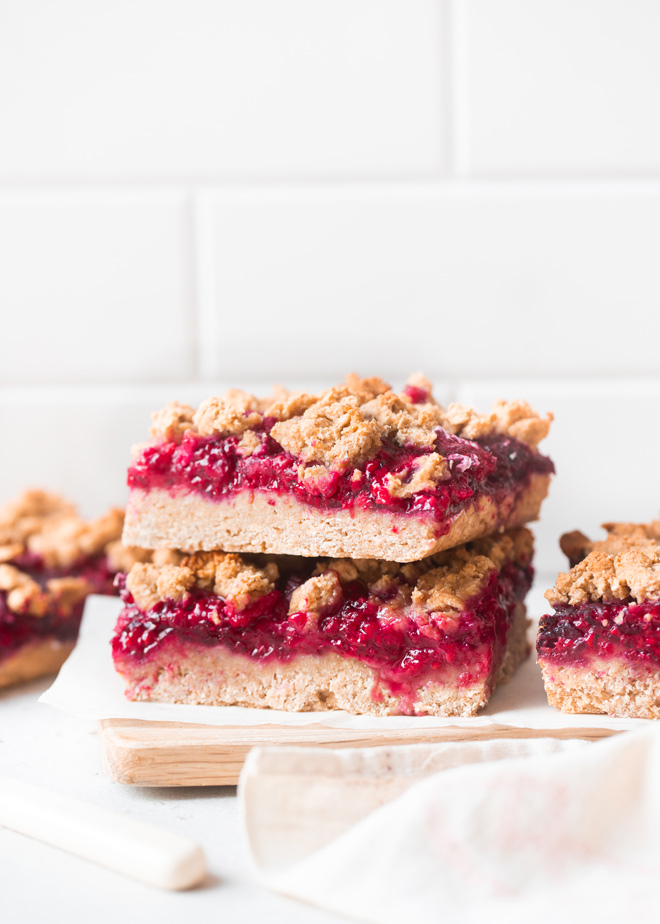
[193,397,262,438]
[384,452,449,499]
[123,529,532,625]
[106,541,153,574]
[404,372,434,400]
[237,430,262,458]
[150,401,195,443]
[271,399,382,471]
[288,571,343,623]
[547,520,660,605]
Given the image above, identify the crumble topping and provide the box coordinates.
[492,400,552,450]
[0,490,75,546]
[384,453,450,499]
[264,391,317,422]
[27,507,124,569]
[237,431,262,458]
[0,563,90,617]
[150,401,195,443]
[146,375,551,490]
[45,577,92,615]
[288,571,343,626]
[297,464,338,495]
[411,555,495,614]
[0,564,46,616]
[152,548,184,567]
[0,490,124,569]
[126,551,279,612]
[558,530,592,565]
[361,393,446,449]
[547,520,660,605]
[405,372,433,400]
[270,400,382,472]
[106,541,154,574]
[125,564,192,611]
[0,543,24,564]
[193,396,262,438]
[124,527,533,621]
[300,528,531,618]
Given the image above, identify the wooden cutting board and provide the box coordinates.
[99,718,621,787]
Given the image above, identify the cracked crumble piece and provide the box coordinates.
[123,374,554,562]
[538,520,660,719]
[112,528,534,717]
[0,490,158,690]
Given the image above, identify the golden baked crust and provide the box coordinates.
[0,638,76,690]
[147,374,552,474]
[547,520,660,606]
[540,658,660,720]
[124,527,533,617]
[123,473,549,563]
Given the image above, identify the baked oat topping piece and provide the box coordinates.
[547,521,660,606]
[0,490,125,569]
[113,529,534,717]
[125,374,554,562]
[145,374,552,462]
[539,520,660,719]
[126,550,279,613]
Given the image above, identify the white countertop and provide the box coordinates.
[0,678,348,924]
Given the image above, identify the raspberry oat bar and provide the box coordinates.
[123,374,553,562]
[0,490,143,689]
[538,521,660,719]
[112,528,534,717]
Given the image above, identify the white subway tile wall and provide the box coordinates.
[0,0,447,179]
[197,185,660,379]
[2,1,659,574]
[0,191,194,384]
[463,0,660,176]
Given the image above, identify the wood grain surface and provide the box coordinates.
[100,719,622,787]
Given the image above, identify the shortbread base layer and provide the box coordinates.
[540,658,660,720]
[116,603,529,717]
[123,474,550,561]
[0,639,74,690]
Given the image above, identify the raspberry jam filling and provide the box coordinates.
[0,592,82,661]
[0,553,117,663]
[8,550,117,592]
[128,423,554,528]
[113,561,531,702]
[537,599,660,671]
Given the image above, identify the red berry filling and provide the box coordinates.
[127,423,553,532]
[112,560,531,707]
[537,599,660,671]
[0,553,117,663]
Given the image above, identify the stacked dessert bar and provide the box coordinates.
[114,374,554,716]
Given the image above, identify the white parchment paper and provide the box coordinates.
[40,592,649,732]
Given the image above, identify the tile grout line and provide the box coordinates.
[185,189,203,381]
[4,177,660,196]
[447,0,470,179]
[191,190,219,381]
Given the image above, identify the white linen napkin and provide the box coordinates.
[240,729,660,924]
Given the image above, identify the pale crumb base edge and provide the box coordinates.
[122,473,550,562]
[540,657,660,720]
[0,638,74,691]
[116,603,530,718]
